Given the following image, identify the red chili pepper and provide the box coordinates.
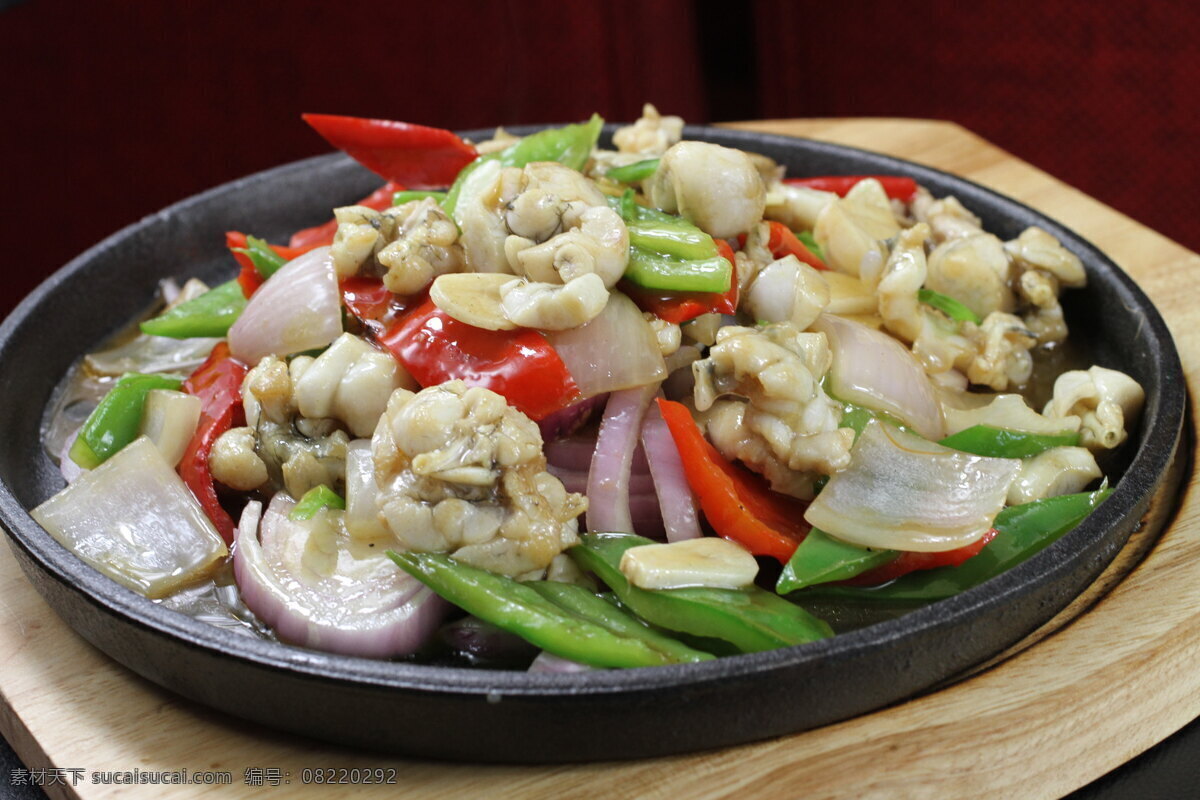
[225,232,325,297]
[623,240,739,323]
[657,398,809,562]
[287,181,403,249]
[840,528,999,587]
[303,114,477,189]
[783,175,918,202]
[377,298,580,421]
[178,342,249,543]
[764,221,828,270]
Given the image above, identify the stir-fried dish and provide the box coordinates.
[34,106,1144,670]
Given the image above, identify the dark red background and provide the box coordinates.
[3,0,1196,318]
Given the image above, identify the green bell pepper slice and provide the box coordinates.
[289,485,346,520]
[569,533,832,652]
[606,158,660,183]
[797,230,824,261]
[525,580,713,663]
[232,235,288,281]
[140,280,247,339]
[795,489,1112,606]
[938,424,1081,459]
[608,191,730,293]
[392,190,447,206]
[388,551,708,667]
[68,372,185,469]
[918,288,982,325]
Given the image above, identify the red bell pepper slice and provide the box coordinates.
[378,297,580,421]
[657,398,809,562]
[303,114,477,190]
[623,240,740,323]
[287,180,402,249]
[764,221,828,271]
[225,232,325,297]
[783,175,918,202]
[178,342,249,543]
[340,275,409,327]
[840,528,999,587]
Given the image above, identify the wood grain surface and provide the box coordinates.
[2,119,1197,799]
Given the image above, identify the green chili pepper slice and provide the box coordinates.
[289,485,346,520]
[797,230,824,261]
[918,288,982,325]
[388,551,707,667]
[392,190,447,206]
[569,533,832,652]
[232,235,288,280]
[606,158,660,183]
[776,529,898,594]
[525,580,713,662]
[140,280,248,339]
[68,373,185,469]
[795,489,1112,606]
[938,424,1081,459]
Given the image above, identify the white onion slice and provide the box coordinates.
[640,400,701,542]
[228,246,342,364]
[546,292,666,398]
[233,495,449,658]
[32,436,227,598]
[805,419,1021,552]
[586,383,659,533]
[528,651,592,673]
[814,312,945,439]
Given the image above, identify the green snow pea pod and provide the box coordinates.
[938,425,1081,459]
[68,372,185,469]
[140,280,247,339]
[388,551,707,668]
[569,533,832,653]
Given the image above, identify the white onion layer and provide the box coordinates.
[815,313,945,439]
[233,495,449,658]
[640,400,701,542]
[586,383,659,533]
[228,247,342,364]
[546,291,666,398]
[805,419,1021,552]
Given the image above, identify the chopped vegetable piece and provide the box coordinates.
[138,389,202,468]
[525,580,713,662]
[657,398,809,562]
[918,287,983,325]
[388,551,709,667]
[33,437,227,598]
[797,230,824,261]
[765,221,828,270]
[777,529,898,594]
[140,280,247,339]
[840,529,997,587]
[378,297,580,421]
[226,232,322,297]
[797,489,1112,605]
[622,239,739,323]
[938,424,1081,459]
[606,158,661,183]
[392,190,446,206]
[784,175,919,202]
[178,342,249,543]
[302,113,477,188]
[69,373,185,469]
[570,533,832,652]
[289,485,346,520]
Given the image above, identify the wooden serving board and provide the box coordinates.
[2,119,1198,799]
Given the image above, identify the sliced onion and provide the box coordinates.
[586,383,659,533]
[228,246,342,364]
[233,495,449,658]
[545,291,666,398]
[32,436,228,598]
[536,393,607,442]
[549,464,654,496]
[805,419,1022,552]
[814,312,945,439]
[640,400,701,542]
[544,433,599,472]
